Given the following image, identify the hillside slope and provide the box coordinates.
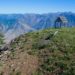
[0,28,75,75]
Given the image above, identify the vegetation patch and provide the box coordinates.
[1,28,75,75]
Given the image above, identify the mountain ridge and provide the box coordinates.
[0,12,75,43]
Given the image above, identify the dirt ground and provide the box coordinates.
[0,51,38,75]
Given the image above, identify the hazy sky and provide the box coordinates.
[0,0,74,14]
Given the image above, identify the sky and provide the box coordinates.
[0,0,74,14]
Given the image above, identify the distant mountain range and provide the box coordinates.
[0,12,75,43]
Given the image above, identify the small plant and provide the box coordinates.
[16,71,21,75]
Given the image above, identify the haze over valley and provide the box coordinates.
[0,12,75,43]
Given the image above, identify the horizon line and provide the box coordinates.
[0,11,74,14]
